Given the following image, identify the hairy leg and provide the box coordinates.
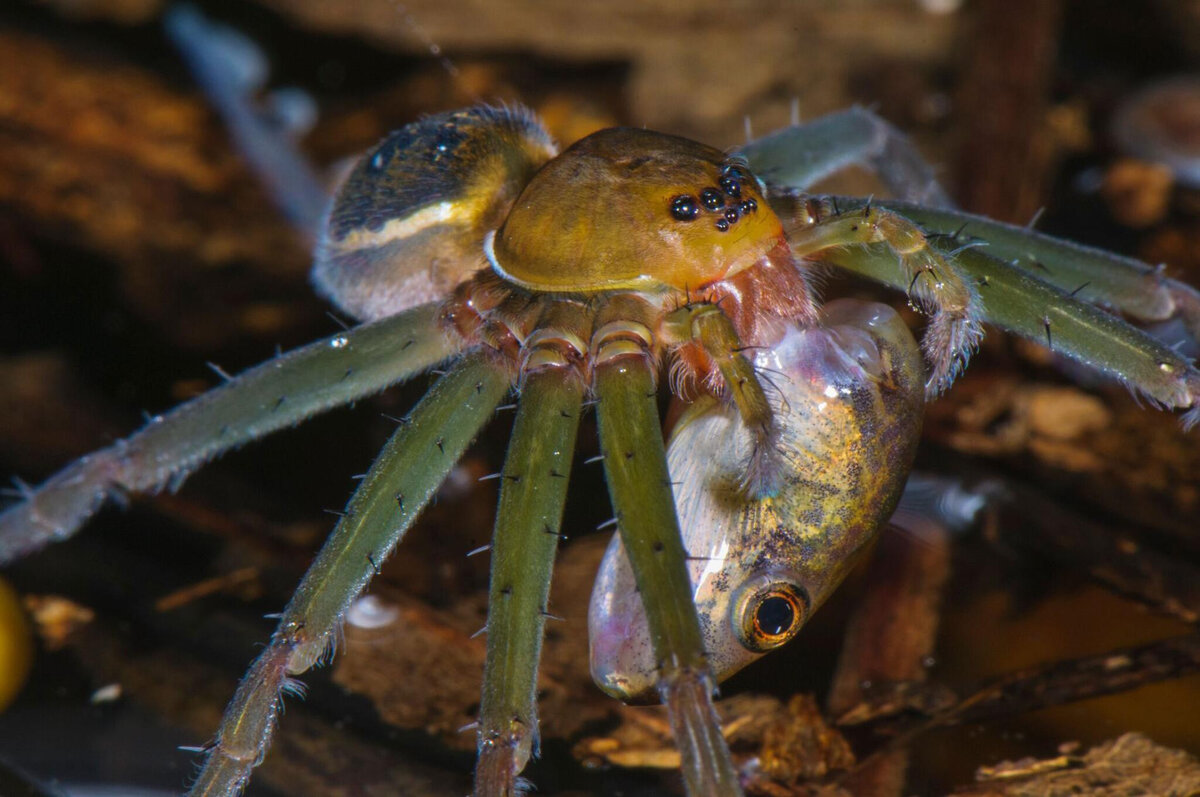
[594,352,742,797]
[782,198,983,395]
[166,5,329,237]
[875,199,1200,344]
[738,107,954,208]
[474,368,583,796]
[827,240,1200,428]
[189,350,510,796]
[663,303,783,497]
[0,304,459,564]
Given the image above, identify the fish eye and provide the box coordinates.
[732,581,808,652]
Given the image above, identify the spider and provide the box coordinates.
[3,8,1200,797]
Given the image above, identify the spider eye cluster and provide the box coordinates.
[669,165,760,232]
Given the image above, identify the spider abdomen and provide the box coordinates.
[315,105,557,321]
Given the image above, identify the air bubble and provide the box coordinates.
[347,595,400,629]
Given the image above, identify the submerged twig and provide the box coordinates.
[844,632,1200,750]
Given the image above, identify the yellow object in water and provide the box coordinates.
[0,576,32,711]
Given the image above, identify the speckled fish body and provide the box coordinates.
[589,299,925,700]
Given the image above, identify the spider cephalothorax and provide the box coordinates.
[475,127,818,396]
[4,87,1200,797]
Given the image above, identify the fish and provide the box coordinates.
[589,298,925,700]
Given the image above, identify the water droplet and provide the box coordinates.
[330,336,349,349]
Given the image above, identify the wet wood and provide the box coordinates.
[825,521,951,797]
[924,373,1200,552]
[65,619,472,796]
[980,481,1200,623]
[0,30,313,350]
[953,0,1063,221]
[955,732,1200,796]
[847,633,1200,737]
[259,0,960,146]
[573,692,856,796]
[750,695,856,793]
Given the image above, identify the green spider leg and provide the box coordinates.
[663,303,783,497]
[777,197,1200,426]
[832,237,1200,427]
[877,199,1200,345]
[819,197,1200,428]
[738,107,955,208]
[739,116,1200,427]
[0,303,458,565]
[189,350,511,796]
[165,4,329,237]
[473,367,583,796]
[473,298,775,796]
[594,355,742,797]
[784,199,984,395]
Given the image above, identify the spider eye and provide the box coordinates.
[670,194,700,221]
[700,187,725,210]
[733,581,808,652]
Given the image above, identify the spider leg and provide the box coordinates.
[474,368,583,796]
[188,349,511,796]
[825,240,1200,427]
[874,199,1200,345]
[0,303,459,564]
[594,355,742,797]
[166,4,328,238]
[736,107,954,208]
[783,199,984,396]
[663,303,783,497]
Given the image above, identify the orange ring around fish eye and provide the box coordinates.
[733,580,809,653]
